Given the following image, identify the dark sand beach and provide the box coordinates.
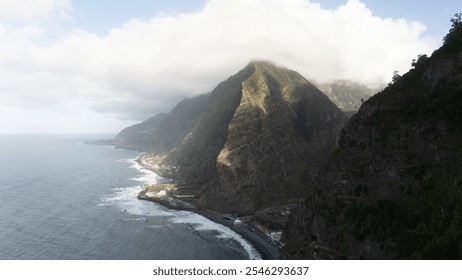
[138,184,284,260]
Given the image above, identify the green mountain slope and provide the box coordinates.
[138,61,347,215]
[115,113,167,151]
[316,81,382,113]
[285,16,462,259]
[114,94,210,153]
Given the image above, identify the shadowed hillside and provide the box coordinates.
[285,14,462,259]
[128,61,347,215]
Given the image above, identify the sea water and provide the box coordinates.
[0,135,260,260]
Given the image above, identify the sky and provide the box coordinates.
[0,0,460,134]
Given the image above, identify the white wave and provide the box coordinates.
[170,211,262,260]
[122,217,147,222]
[101,158,169,216]
[145,224,164,228]
[131,169,159,185]
[98,186,175,217]
[118,158,141,170]
[119,157,170,185]
[102,156,260,259]
[99,184,261,259]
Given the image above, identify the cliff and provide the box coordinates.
[285,18,462,259]
[197,62,346,214]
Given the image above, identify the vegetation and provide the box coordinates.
[285,14,462,259]
[317,81,381,112]
[441,13,462,54]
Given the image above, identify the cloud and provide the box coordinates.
[0,0,437,126]
[0,0,70,21]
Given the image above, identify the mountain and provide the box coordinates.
[115,94,210,152]
[284,18,462,259]
[134,61,347,215]
[115,113,167,151]
[316,81,382,114]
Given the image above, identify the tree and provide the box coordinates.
[388,70,402,86]
[449,13,462,33]
[392,70,401,83]
[411,54,429,68]
[442,13,462,53]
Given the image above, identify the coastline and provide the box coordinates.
[85,135,284,259]
[138,186,284,260]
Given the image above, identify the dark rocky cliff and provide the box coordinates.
[285,19,462,259]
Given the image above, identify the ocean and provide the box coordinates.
[0,135,260,260]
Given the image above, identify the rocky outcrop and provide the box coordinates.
[285,23,462,259]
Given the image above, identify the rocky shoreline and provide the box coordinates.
[137,183,285,260]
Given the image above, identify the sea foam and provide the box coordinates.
[98,185,175,217]
[102,156,261,260]
[120,158,170,185]
[170,212,262,260]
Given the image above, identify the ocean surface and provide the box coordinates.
[0,135,260,260]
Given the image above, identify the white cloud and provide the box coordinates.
[0,0,437,133]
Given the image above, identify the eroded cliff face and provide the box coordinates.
[285,43,462,259]
[137,61,347,215]
[159,64,255,185]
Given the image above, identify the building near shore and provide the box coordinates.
[233,219,243,227]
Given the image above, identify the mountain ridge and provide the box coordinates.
[113,15,462,259]
[198,61,346,214]
[284,17,462,259]
[316,80,382,113]
[115,94,210,154]
[125,61,347,216]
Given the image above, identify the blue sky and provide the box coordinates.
[70,0,460,39]
[338,0,459,38]
[0,0,460,134]
[72,0,207,35]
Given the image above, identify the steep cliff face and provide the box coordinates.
[139,61,347,215]
[285,28,462,259]
[198,62,346,214]
[159,64,255,184]
[147,94,210,156]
